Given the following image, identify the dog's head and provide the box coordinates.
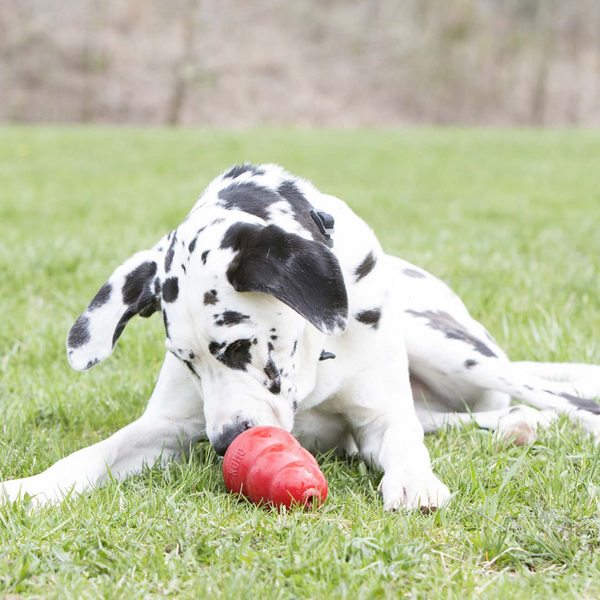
[67,170,348,455]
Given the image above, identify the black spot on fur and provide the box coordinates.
[403,268,426,279]
[264,358,278,379]
[162,277,179,303]
[268,342,274,352]
[85,358,100,370]
[68,315,91,348]
[264,358,281,394]
[165,230,177,273]
[181,263,186,274]
[524,385,534,391]
[138,300,159,319]
[218,181,281,222]
[222,223,348,334]
[189,236,198,254]
[112,312,132,346]
[406,310,498,358]
[220,223,246,249]
[122,261,158,306]
[204,289,218,306]
[271,335,278,340]
[100,261,160,346]
[223,163,265,179]
[277,180,325,243]
[355,308,381,330]
[544,390,600,414]
[183,359,200,378]
[464,359,478,369]
[209,341,226,356]
[270,328,276,332]
[355,252,377,282]
[89,282,112,310]
[154,278,161,296]
[291,340,298,356]
[215,310,250,327]
[201,250,210,265]
[268,380,281,395]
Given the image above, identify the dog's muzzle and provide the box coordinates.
[212,419,256,456]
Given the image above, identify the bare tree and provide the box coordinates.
[166,0,199,126]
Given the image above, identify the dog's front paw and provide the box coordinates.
[1,476,58,508]
[379,471,450,513]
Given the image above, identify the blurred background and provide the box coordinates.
[2,0,600,128]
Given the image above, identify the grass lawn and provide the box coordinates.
[1,127,600,599]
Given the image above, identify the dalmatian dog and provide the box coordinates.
[3,163,600,511]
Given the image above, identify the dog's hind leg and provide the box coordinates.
[1,352,206,506]
[413,357,600,443]
[402,304,600,442]
[512,362,600,382]
[451,360,600,442]
[416,404,556,445]
[512,362,600,398]
[412,373,555,445]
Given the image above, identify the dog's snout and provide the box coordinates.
[212,420,254,457]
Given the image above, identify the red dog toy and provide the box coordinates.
[222,426,328,508]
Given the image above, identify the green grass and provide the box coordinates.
[1,127,600,599]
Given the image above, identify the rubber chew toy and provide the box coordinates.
[222,426,328,508]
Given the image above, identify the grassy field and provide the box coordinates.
[1,127,600,599]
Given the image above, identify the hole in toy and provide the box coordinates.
[303,488,319,506]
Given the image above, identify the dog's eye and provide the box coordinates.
[218,339,253,371]
[222,339,251,360]
[227,339,248,353]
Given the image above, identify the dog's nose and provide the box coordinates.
[212,420,255,457]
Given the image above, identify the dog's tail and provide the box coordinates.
[512,361,600,385]
[467,360,600,441]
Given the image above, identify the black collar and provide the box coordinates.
[310,210,335,248]
[312,209,336,362]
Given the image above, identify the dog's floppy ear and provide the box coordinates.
[66,250,161,371]
[223,223,348,335]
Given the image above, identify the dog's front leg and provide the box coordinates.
[338,357,450,512]
[2,352,205,506]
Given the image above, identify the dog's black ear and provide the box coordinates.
[66,250,162,371]
[223,223,348,335]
